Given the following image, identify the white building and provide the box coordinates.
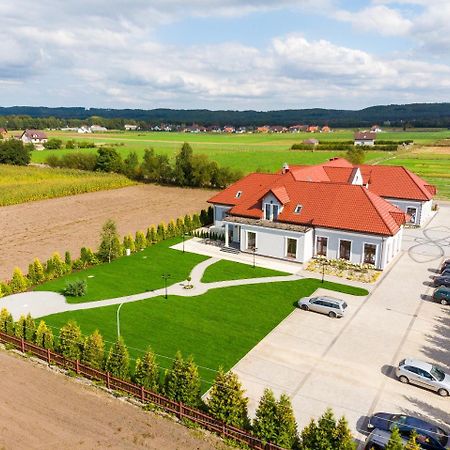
[208,159,436,269]
[20,130,48,145]
[354,131,376,146]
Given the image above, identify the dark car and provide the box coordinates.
[440,267,450,277]
[439,259,450,273]
[433,287,450,305]
[367,413,450,450]
[433,275,450,288]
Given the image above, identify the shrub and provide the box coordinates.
[14,313,36,341]
[146,226,157,245]
[64,251,72,267]
[0,139,31,165]
[135,230,147,251]
[63,279,87,297]
[133,347,160,392]
[35,320,54,350]
[0,308,14,335]
[95,147,123,173]
[46,252,69,279]
[0,282,10,297]
[9,267,29,293]
[105,336,130,380]
[58,320,83,360]
[123,234,136,253]
[156,223,166,241]
[43,138,63,150]
[82,329,105,369]
[80,247,99,267]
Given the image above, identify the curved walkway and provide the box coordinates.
[2,257,302,320]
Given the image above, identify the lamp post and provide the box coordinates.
[162,273,171,299]
[321,259,326,284]
[252,247,258,269]
[182,232,189,253]
[116,302,125,338]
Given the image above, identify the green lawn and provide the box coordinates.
[42,279,368,391]
[201,259,288,283]
[35,238,208,303]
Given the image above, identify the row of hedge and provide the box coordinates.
[0,310,357,449]
[291,143,400,152]
[0,207,214,297]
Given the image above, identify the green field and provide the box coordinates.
[0,164,135,206]
[42,278,368,391]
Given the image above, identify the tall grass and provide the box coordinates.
[0,164,136,206]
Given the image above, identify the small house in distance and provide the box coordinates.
[124,124,138,131]
[20,130,48,148]
[303,138,319,146]
[354,131,376,146]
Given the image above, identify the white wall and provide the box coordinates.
[384,198,432,226]
[213,204,232,228]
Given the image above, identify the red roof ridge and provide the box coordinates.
[399,165,434,200]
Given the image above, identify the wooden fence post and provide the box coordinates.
[140,385,145,402]
[20,338,25,353]
[106,371,110,389]
[179,401,183,419]
[75,359,80,375]
[47,348,51,364]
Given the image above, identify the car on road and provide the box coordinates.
[432,287,450,305]
[363,428,407,449]
[297,295,347,318]
[433,275,450,288]
[396,358,450,397]
[367,412,450,450]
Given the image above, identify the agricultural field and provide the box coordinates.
[0,164,135,206]
[40,240,368,391]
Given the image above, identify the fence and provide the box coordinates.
[0,330,284,450]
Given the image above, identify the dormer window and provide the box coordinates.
[294,204,302,214]
[264,203,279,221]
[235,191,242,198]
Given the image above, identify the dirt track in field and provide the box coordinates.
[0,349,227,449]
[0,184,217,281]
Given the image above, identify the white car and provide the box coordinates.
[297,295,347,318]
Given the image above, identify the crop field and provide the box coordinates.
[0,164,135,206]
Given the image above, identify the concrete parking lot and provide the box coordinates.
[233,203,450,445]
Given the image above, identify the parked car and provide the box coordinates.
[432,287,450,305]
[439,259,450,273]
[363,428,407,450]
[297,296,347,318]
[439,267,450,277]
[396,358,450,397]
[367,412,450,450]
[433,275,450,288]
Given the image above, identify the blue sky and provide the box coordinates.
[1,0,449,110]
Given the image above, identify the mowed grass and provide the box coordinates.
[0,164,135,206]
[42,279,368,391]
[35,238,208,303]
[381,151,450,199]
[201,259,288,283]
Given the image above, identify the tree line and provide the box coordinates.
[45,143,242,189]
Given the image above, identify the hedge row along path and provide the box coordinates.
[2,257,302,320]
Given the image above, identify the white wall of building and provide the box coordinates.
[213,205,232,229]
[384,198,432,226]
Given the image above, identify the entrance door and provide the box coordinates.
[286,238,297,258]
[339,240,351,260]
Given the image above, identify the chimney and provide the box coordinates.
[282,162,290,174]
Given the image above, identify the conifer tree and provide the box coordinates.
[133,347,160,392]
[105,336,130,379]
[135,230,147,251]
[8,267,28,293]
[80,247,99,267]
[164,352,202,407]
[385,426,405,450]
[184,214,193,232]
[14,315,27,338]
[275,394,299,449]
[27,262,36,286]
[157,223,166,241]
[192,213,202,229]
[176,217,185,234]
[0,308,14,335]
[146,226,157,245]
[123,234,136,253]
[253,388,278,443]
[405,430,421,450]
[25,314,36,341]
[33,258,45,284]
[58,320,83,360]
[167,220,177,238]
[333,416,355,450]
[82,329,105,369]
[207,368,249,428]
[64,251,72,267]
[0,282,10,297]
[35,320,54,350]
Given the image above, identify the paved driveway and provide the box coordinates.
[232,204,450,444]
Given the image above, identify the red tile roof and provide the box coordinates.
[355,131,376,141]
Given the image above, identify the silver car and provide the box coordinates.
[396,358,450,397]
[297,295,347,318]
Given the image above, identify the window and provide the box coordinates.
[235,191,242,198]
[273,205,279,220]
[286,238,297,258]
[294,204,302,214]
[363,243,377,265]
[265,204,271,220]
[263,203,280,221]
[339,240,351,260]
[406,207,417,224]
[316,236,328,257]
[247,231,256,250]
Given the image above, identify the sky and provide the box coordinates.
[1,0,450,110]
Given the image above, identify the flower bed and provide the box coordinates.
[306,257,382,283]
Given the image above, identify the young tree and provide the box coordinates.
[207,368,249,428]
[123,151,140,179]
[176,217,185,235]
[0,308,14,335]
[164,352,202,407]
[146,226,157,245]
[35,320,54,350]
[133,347,160,392]
[82,329,105,369]
[14,315,27,338]
[184,214,193,232]
[135,230,147,251]
[174,142,194,186]
[333,416,355,450]
[385,426,405,450]
[167,220,177,238]
[192,213,202,230]
[345,147,365,165]
[275,394,299,449]
[25,314,36,341]
[64,251,72,267]
[105,336,130,380]
[58,320,83,360]
[404,430,421,450]
[97,219,122,263]
[8,267,28,293]
[253,389,278,443]
[46,253,68,279]
[123,234,136,253]
[95,147,123,173]
[156,223,166,241]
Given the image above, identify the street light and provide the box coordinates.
[321,259,327,284]
[252,247,258,268]
[181,232,189,253]
[162,273,171,299]
[116,302,125,338]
